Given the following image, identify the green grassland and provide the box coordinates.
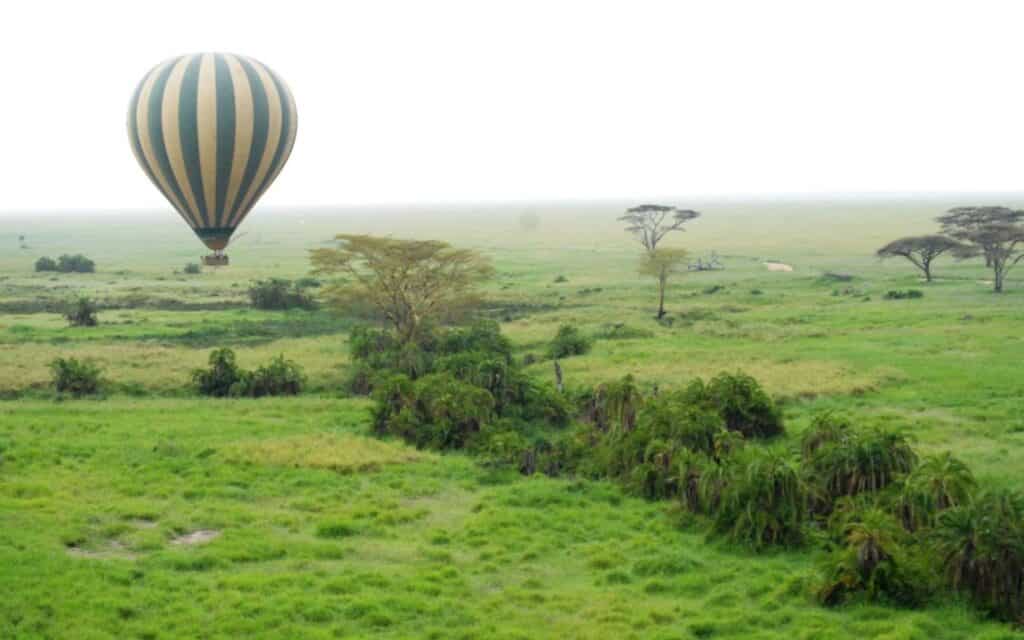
[2,197,1024,638]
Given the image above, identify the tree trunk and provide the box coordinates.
[656,275,667,319]
[994,268,1004,293]
[923,261,932,282]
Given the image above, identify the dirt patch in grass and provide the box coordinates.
[66,540,137,560]
[171,530,221,546]
[224,433,429,474]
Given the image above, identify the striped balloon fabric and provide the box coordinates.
[128,53,297,252]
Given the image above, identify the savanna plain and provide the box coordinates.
[2,197,1023,639]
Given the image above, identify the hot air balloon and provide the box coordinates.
[128,53,297,266]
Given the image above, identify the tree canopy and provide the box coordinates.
[638,248,689,318]
[876,235,963,282]
[936,207,1024,292]
[310,234,495,343]
[619,204,700,252]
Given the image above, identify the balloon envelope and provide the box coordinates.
[128,53,297,251]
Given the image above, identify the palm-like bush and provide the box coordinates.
[579,375,643,434]
[806,426,917,502]
[801,411,853,457]
[709,448,807,549]
[897,452,975,532]
[933,489,1024,622]
[817,508,926,606]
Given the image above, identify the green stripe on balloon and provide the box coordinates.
[178,55,210,228]
[229,56,270,223]
[147,57,198,228]
[213,53,236,228]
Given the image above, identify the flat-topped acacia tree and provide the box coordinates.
[310,234,495,344]
[619,204,700,253]
[876,235,964,282]
[937,206,1024,292]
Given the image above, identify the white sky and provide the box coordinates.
[2,0,1024,213]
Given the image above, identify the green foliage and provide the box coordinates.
[64,296,99,327]
[245,355,306,397]
[191,348,246,397]
[708,448,807,549]
[373,372,493,450]
[548,324,592,359]
[817,507,929,607]
[49,357,103,396]
[191,349,305,398]
[933,489,1024,623]
[804,424,917,503]
[34,256,57,272]
[896,452,976,532]
[183,263,202,275]
[248,278,317,310]
[58,254,96,273]
[685,372,783,439]
[578,375,643,434]
[884,289,924,300]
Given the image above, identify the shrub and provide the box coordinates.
[50,357,103,396]
[57,254,96,273]
[373,373,494,450]
[578,375,643,434]
[64,297,99,327]
[805,425,917,503]
[245,355,305,397]
[884,289,924,300]
[183,263,202,274]
[553,275,568,283]
[35,256,58,272]
[707,448,807,549]
[683,372,783,438]
[896,452,975,532]
[593,323,655,340]
[817,507,928,607]
[933,489,1024,622]
[548,324,592,359]
[191,348,246,397]
[248,278,317,310]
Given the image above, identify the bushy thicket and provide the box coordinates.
[183,263,202,275]
[547,324,592,359]
[49,357,103,396]
[248,278,317,310]
[191,348,305,397]
[361,321,572,452]
[36,254,95,273]
[356,319,1023,626]
[64,296,99,327]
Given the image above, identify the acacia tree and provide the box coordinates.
[937,207,1024,292]
[876,235,963,282]
[620,204,700,253]
[310,235,495,343]
[638,248,689,319]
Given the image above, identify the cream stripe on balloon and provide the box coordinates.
[228,57,283,227]
[252,73,297,208]
[161,55,202,226]
[196,53,219,224]
[134,59,193,227]
[222,54,255,227]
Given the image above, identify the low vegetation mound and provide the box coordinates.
[50,357,103,396]
[191,348,306,398]
[248,278,317,310]
[35,254,95,273]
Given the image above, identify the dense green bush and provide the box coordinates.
[683,372,783,438]
[884,289,924,300]
[183,263,202,275]
[64,297,99,327]
[896,452,975,532]
[248,278,317,310]
[58,254,95,273]
[707,448,807,549]
[548,324,592,359]
[804,423,917,503]
[577,375,643,434]
[50,357,103,396]
[34,256,57,272]
[817,507,929,607]
[191,348,246,397]
[246,355,306,397]
[35,254,95,273]
[372,372,493,450]
[933,489,1024,623]
[192,349,305,397]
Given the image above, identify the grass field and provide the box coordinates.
[2,197,1024,638]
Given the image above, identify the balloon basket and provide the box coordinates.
[203,254,229,267]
